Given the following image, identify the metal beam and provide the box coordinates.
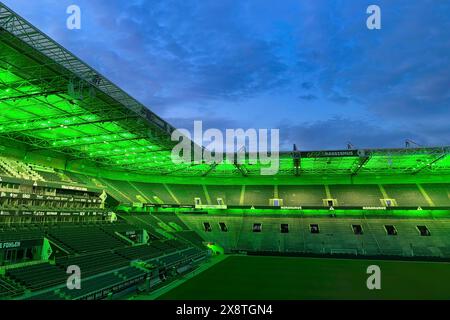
[412,153,448,175]
[0,3,176,135]
[233,162,249,177]
[202,162,219,177]
[351,156,371,177]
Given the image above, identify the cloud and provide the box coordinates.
[3,0,450,150]
[165,117,239,134]
[301,82,314,90]
[279,117,428,151]
[299,94,318,101]
[327,91,350,104]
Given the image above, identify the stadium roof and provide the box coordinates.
[0,3,449,178]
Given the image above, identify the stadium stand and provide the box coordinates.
[63,273,129,299]
[0,157,448,208]
[119,213,206,249]
[329,184,383,206]
[1,221,208,299]
[178,214,243,251]
[155,213,190,231]
[148,213,205,247]
[206,185,242,206]
[62,172,97,186]
[0,166,7,176]
[278,185,326,206]
[0,2,448,301]
[173,231,205,248]
[26,291,63,300]
[421,184,450,206]
[0,276,23,298]
[29,165,76,184]
[244,185,274,206]
[56,251,130,277]
[47,225,129,253]
[116,244,166,261]
[0,157,44,181]
[25,265,148,300]
[0,226,44,242]
[383,184,429,207]
[96,178,135,203]
[166,184,206,205]
[58,269,145,300]
[176,213,450,258]
[128,182,175,204]
[6,263,68,291]
[122,214,170,232]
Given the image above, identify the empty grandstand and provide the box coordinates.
[0,2,449,301]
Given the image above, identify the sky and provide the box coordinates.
[3,0,450,151]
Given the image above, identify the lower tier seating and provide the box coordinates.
[7,263,67,291]
[0,276,23,298]
[56,251,129,278]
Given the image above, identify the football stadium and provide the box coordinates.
[0,2,449,302]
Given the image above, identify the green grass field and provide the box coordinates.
[158,255,450,300]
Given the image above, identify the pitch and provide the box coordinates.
[157,255,450,300]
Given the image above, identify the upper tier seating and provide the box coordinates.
[129,182,175,204]
[329,184,382,206]
[100,179,137,203]
[166,184,206,205]
[31,166,75,184]
[421,184,450,206]
[244,185,274,206]
[62,172,95,185]
[99,182,450,207]
[204,185,241,205]
[0,166,7,176]
[0,226,44,241]
[0,157,44,181]
[277,185,326,206]
[383,184,429,206]
[0,156,447,208]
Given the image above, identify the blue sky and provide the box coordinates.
[3,0,450,150]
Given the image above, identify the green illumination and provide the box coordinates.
[140,207,450,218]
[0,18,449,180]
